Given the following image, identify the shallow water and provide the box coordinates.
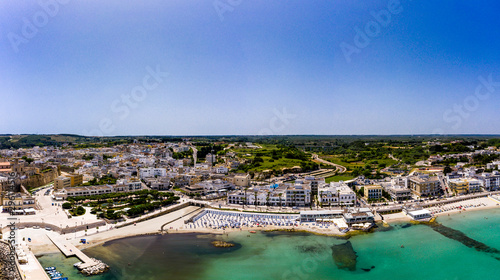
[37,208,500,280]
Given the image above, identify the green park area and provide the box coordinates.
[65,190,180,220]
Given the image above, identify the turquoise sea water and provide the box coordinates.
[37,208,500,280]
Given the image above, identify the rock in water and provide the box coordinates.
[427,222,500,260]
[331,241,358,271]
[211,241,235,248]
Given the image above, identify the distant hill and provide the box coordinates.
[1,134,500,150]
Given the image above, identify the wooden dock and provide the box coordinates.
[46,234,97,269]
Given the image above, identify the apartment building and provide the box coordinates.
[285,185,311,207]
[54,176,71,189]
[1,192,35,212]
[139,168,167,178]
[475,172,500,191]
[364,185,383,200]
[67,173,83,187]
[54,173,83,189]
[317,182,356,207]
[408,175,442,197]
[448,178,482,195]
[387,185,412,201]
[304,176,325,196]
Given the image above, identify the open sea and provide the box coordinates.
[37,208,500,280]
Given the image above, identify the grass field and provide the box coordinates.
[230,144,313,172]
[320,155,398,171]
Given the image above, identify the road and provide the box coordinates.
[311,154,347,173]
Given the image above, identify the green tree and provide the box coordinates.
[62,202,72,209]
[443,166,452,175]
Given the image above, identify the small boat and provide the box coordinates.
[45,267,56,271]
[73,261,82,267]
[249,231,256,233]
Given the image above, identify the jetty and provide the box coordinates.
[46,233,108,275]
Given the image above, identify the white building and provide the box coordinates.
[285,184,311,207]
[467,179,482,193]
[317,182,356,207]
[214,166,228,174]
[139,168,167,178]
[475,171,500,191]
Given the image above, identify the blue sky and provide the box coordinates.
[1,0,499,136]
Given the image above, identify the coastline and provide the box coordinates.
[27,197,500,257]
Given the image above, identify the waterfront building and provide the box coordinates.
[448,178,482,195]
[285,184,311,207]
[475,172,500,191]
[387,185,412,201]
[364,185,383,200]
[304,176,325,196]
[408,174,442,197]
[317,185,339,207]
[405,209,432,220]
[299,210,343,222]
[342,208,375,224]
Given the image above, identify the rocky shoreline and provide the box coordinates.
[0,242,22,280]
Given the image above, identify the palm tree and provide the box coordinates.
[254,191,258,209]
[266,192,270,210]
[243,187,248,209]
[319,191,324,208]
[278,193,283,210]
[337,189,341,209]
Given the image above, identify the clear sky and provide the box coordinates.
[1,0,499,136]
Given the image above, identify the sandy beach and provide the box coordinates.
[382,196,500,223]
